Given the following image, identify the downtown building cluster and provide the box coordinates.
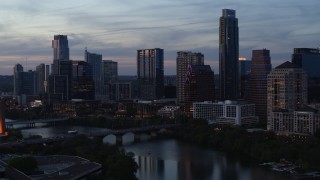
[11,9,320,135]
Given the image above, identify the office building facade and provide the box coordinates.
[52,35,69,61]
[292,48,320,103]
[49,35,73,103]
[85,49,103,99]
[137,48,164,100]
[184,65,215,114]
[72,61,95,100]
[193,100,258,126]
[219,9,239,100]
[176,51,204,105]
[267,61,308,130]
[247,49,272,126]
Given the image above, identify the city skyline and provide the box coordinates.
[0,0,319,75]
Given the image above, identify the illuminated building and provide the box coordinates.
[267,61,308,130]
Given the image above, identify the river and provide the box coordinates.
[124,139,291,180]
[20,126,291,180]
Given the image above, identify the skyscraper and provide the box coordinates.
[239,56,251,99]
[103,60,118,100]
[85,49,103,99]
[267,61,308,130]
[52,35,69,61]
[219,9,239,100]
[292,48,320,102]
[184,65,215,114]
[137,48,164,100]
[49,35,72,103]
[176,51,204,105]
[247,49,272,126]
[72,61,94,100]
[36,63,50,96]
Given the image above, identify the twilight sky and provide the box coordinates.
[0,0,319,75]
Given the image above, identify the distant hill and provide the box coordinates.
[0,75,13,93]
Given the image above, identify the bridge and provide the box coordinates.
[0,124,179,147]
[89,124,179,145]
[5,117,69,128]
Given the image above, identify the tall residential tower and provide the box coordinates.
[219,9,239,100]
[137,48,164,100]
[176,51,204,105]
[247,49,272,126]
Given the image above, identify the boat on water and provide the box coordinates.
[67,130,78,134]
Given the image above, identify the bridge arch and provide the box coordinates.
[103,134,116,145]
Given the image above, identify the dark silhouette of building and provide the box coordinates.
[72,61,94,100]
[36,63,50,96]
[137,48,164,100]
[13,64,37,96]
[246,49,272,126]
[103,60,118,100]
[85,49,103,99]
[292,48,320,103]
[239,56,251,99]
[219,9,239,100]
[184,65,215,114]
[176,51,204,105]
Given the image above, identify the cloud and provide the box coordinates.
[0,0,319,75]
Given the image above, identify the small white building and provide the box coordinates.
[193,100,258,126]
[158,106,180,118]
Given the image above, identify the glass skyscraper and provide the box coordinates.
[137,48,164,100]
[219,9,239,100]
[52,35,69,61]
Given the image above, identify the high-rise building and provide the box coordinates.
[176,51,204,105]
[219,9,239,100]
[85,49,103,99]
[292,48,320,102]
[13,64,37,96]
[137,48,164,100]
[49,35,73,103]
[239,56,251,99]
[267,61,308,130]
[49,60,73,103]
[0,102,5,135]
[72,61,94,100]
[103,60,118,100]
[36,63,50,96]
[184,65,215,114]
[247,49,272,126]
[52,35,69,61]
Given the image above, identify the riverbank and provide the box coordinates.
[173,120,320,174]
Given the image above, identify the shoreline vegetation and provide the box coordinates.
[4,114,320,178]
[173,119,320,174]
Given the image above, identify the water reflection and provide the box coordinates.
[124,139,290,180]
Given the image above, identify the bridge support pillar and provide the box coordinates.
[116,135,123,146]
[134,133,141,143]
